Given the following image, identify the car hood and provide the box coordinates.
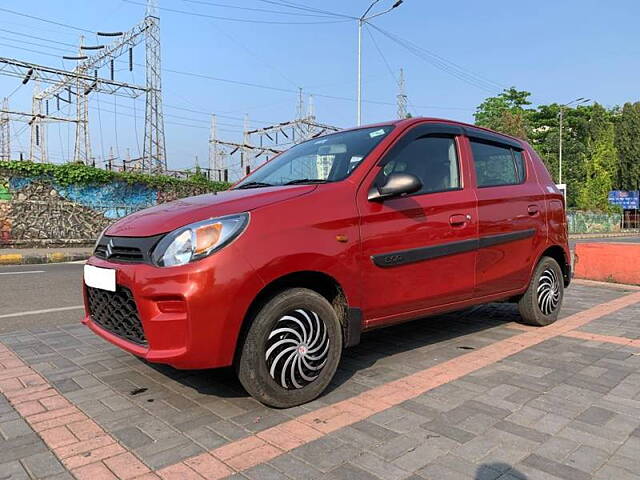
[106,185,316,237]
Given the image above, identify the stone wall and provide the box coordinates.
[0,172,212,247]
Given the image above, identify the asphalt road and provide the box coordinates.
[0,262,85,333]
[0,234,638,334]
[569,234,640,248]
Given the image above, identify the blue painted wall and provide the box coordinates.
[9,177,157,219]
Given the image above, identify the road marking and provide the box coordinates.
[0,270,46,276]
[0,306,84,319]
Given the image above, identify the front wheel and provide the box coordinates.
[237,288,342,408]
[517,256,564,326]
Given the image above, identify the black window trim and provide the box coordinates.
[373,122,465,198]
[467,134,527,189]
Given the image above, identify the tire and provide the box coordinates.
[517,256,564,326]
[236,288,343,408]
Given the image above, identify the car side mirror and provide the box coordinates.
[368,173,422,201]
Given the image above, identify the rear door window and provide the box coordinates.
[470,140,526,187]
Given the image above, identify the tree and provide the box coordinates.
[614,102,640,190]
[577,105,618,211]
[474,87,532,139]
[528,103,595,207]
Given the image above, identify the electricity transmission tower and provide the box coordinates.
[143,0,166,172]
[0,0,165,171]
[209,92,340,182]
[397,68,408,119]
[0,97,9,161]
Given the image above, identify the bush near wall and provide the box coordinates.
[0,161,232,247]
[0,160,231,193]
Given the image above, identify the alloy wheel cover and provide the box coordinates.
[265,308,330,389]
[537,267,560,315]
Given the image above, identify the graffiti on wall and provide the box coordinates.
[0,173,209,247]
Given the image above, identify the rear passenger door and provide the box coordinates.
[467,131,547,297]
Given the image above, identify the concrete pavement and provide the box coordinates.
[1,267,640,478]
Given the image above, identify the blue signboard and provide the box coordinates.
[608,190,640,209]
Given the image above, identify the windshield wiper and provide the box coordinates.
[283,179,328,185]
[235,181,274,189]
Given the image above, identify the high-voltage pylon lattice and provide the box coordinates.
[0,0,165,171]
[209,93,340,182]
[0,97,9,161]
[143,0,167,173]
[397,68,408,119]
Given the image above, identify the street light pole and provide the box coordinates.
[559,107,564,185]
[356,0,403,126]
[357,17,363,126]
[558,97,590,185]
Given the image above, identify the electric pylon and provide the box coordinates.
[143,0,167,173]
[397,68,408,119]
[73,36,92,164]
[29,83,47,163]
[0,97,9,161]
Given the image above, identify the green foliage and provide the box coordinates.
[474,89,640,210]
[0,160,231,191]
[576,108,618,211]
[474,87,532,139]
[614,102,640,190]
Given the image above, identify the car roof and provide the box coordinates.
[343,117,526,147]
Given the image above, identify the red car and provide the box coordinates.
[83,118,570,407]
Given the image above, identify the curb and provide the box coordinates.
[569,232,640,239]
[0,252,90,265]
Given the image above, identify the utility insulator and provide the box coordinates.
[110,60,114,81]
[129,48,133,71]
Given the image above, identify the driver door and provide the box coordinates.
[357,123,478,326]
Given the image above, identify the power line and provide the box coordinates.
[368,23,505,94]
[0,6,94,34]
[0,40,473,113]
[180,0,340,18]
[0,35,76,55]
[253,0,356,20]
[0,28,79,49]
[123,0,352,25]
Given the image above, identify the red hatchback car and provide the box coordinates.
[83,118,570,407]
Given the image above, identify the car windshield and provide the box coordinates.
[234,125,394,188]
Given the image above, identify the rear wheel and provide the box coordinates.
[517,256,564,326]
[237,288,342,408]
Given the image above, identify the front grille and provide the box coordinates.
[94,234,164,264]
[86,286,147,345]
[95,244,144,262]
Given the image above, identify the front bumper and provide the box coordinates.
[82,244,263,369]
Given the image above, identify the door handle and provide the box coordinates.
[449,214,469,226]
[527,205,539,215]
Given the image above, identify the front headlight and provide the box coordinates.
[151,213,249,267]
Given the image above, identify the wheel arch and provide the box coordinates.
[234,270,360,364]
[538,245,571,287]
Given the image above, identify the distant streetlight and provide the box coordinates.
[357,0,403,126]
[558,97,590,185]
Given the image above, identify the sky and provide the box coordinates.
[0,0,638,171]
